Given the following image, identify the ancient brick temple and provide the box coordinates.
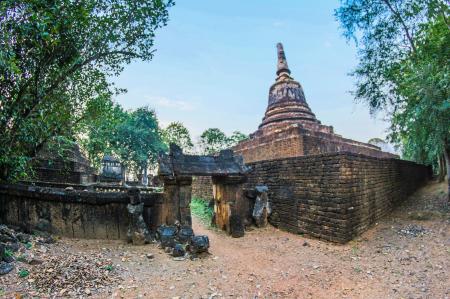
[233,43,396,163]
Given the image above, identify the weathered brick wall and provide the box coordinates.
[244,153,430,243]
[191,176,214,200]
[340,154,430,239]
[301,132,396,159]
[233,127,304,163]
[233,127,397,164]
[0,184,164,239]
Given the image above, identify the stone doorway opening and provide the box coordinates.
[158,144,249,236]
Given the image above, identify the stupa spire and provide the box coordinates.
[276,42,291,76]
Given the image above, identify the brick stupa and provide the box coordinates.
[233,43,397,163]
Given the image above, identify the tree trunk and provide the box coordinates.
[444,145,450,203]
[142,164,148,186]
[438,154,445,182]
[121,165,127,186]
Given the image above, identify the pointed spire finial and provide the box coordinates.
[276,42,291,76]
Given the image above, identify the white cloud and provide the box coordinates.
[145,96,195,111]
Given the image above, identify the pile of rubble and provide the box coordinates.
[156,223,209,260]
[0,224,54,276]
[398,224,429,237]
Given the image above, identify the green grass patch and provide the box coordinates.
[190,197,214,225]
[103,264,114,271]
[4,249,14,258]
[18,269,29,278]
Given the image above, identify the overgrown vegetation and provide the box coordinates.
[0,0,174,182]
[335,0,450,200]
[190,197,214,225]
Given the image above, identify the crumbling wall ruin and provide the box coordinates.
[0,184,164,239]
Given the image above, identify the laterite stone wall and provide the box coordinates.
[245,152,430,243]
[0,184,164,239]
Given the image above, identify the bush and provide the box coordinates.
[190,198,214,225]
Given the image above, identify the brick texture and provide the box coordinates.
[191,152,431,243]
[192,176,214,200]
[245,152,430,242]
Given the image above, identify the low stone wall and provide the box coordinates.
[192,176,214,200]
[244,152,431,243]
[0,184,164,240]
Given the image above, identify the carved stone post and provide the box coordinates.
[161,176,193,227]
[126,187,151,245]
[212,175,247,237]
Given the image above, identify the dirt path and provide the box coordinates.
[2,181,449,298]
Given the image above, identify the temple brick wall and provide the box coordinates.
[192,176,214,200]
[233,127,397,164]
[244,152,430,243]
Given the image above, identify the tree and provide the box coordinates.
[390,17,450,184]
[198,129,248,154]
[335,0,450,200]
[199,128,229,155]
[112,107,166,184]
[80,101,128,169]
[228,131,249,147]
[0,0,173,181]
[162,122,194,153]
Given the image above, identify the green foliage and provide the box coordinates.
[335,0,442,111]
[228,131,249,147]
[4,248,13,258]
[103,264,114,271]
[162,122,194,153]
[80,102,128,169]
[18,269,29,278]
[83,106,166,178]
[24,242,32,249]
[199,128,229,155]
[190,197,214,225]
[199,128,248,155]
[0,0,173,182]
[390,17,450,165]
[335,0,449,174]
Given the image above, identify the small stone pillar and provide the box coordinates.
[126,187,151,245]
[212,175,247,237]
[161,176,193,227]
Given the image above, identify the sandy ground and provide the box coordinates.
[2,181,449,299]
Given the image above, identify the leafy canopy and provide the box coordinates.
[0,0,173,181]
[199,128,248,155]
[336,0,449,198]
[162,122,194,153]
[82,106,167,177]
[335,0,449,159]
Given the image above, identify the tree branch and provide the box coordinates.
[381,0,416,52]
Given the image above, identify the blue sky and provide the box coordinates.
[113,0,390,144]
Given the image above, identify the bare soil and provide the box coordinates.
[2,181,449,299]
